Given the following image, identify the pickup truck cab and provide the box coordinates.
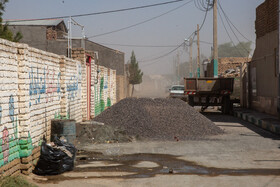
[169,85,187,101]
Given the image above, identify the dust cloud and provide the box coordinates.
[133,75,180,98]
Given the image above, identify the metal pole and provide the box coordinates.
[213,0,218,77]
[277,2,280,117]
[189,38,193,78]
[197,24,200,78]
[69,16,72,58]
[71,18,86,49]
[177,52,180,84]
[67,17,70,58]
[82,26,85,49]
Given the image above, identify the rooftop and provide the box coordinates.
[3,19,65,26]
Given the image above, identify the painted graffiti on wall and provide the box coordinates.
[0,105,2,124]
[29,66,61,106]
[29,67,46,106]
[29,67,46,96]
[0,95,21,167]
[110,72,116,106]
[9,95,14,122]
[2,127,9,164]
[66,62,82,100]
[0,94,33,167]
[95,77,107,116]
[67,76,79,100]
[46,67,61,103]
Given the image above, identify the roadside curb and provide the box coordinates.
[233,109,280,135]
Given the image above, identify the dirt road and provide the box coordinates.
[32,111,280,187]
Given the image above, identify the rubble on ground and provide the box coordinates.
[92,98,223,141]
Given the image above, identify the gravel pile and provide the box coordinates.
[76,122,133,144]
[94,98,223,141]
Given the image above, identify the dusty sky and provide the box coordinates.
[3,0,264,75]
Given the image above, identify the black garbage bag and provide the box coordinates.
[33,137,76,175]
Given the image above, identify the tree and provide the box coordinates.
[218,41,251,57]
[128,51,143,96]
[0,0,22,42]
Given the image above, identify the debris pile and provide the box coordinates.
[76,122,133,144]
[93,98,223,141]
[221,68,240,77]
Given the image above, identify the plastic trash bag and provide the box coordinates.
[33,136,76,175]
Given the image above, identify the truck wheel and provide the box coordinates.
[222,96,231,114]
[188,96,194,107]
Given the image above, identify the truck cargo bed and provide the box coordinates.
[184,77,234,114]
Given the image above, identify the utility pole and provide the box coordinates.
[67,16,71,58]
[213,0,218,77]
[189,38,193,78]
[197,24,200,78]
[177,52,180,84]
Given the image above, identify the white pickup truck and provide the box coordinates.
[169,85,187,101]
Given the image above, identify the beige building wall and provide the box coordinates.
[0,40,117,176]
[250,30,278,115]
[116,75,126,101]
[249,0,279,116]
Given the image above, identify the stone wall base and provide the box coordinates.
[0,159,21,177]
[20,146,41,175]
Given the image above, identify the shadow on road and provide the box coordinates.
[201,111,280,141]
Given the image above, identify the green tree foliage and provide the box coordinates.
[0,0,22,42]
[128,51,143,96]
[218,42,251,57]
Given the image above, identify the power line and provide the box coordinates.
[218,1,250,54]
[197,0,210,32]
[217,5,243,57]
[97,43,178,48]
[5,0,190,23]
[139,1,210,66]
[217,1,254,44]
[88,0,194,38]
[140,42,185,67]
[96,40,212,48]
[140,33,196,68]
[194,0,213,12]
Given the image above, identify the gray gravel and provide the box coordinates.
[94,98,223,141]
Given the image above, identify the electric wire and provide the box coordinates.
[140,32,196,67]
[194,0,213,12]
[197,0,210,31]
[140,42,185,67]
[217,5,243,57]
[218,3,250,54]
[96,40,211,48]
[5,0,190,23]
[217,0,254,44]
[98,43,178,48]
[218,1,251,55]
[87,0,194,38]
[139,0,210,66]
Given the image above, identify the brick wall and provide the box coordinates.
[219,57,251,77]
[46,27,57,40]
[255,0,279,38]
[206,57,250,77]
[0,40,117,176]
[72,48,117,117]
[0,40,21,176]
[63,58,83,122]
